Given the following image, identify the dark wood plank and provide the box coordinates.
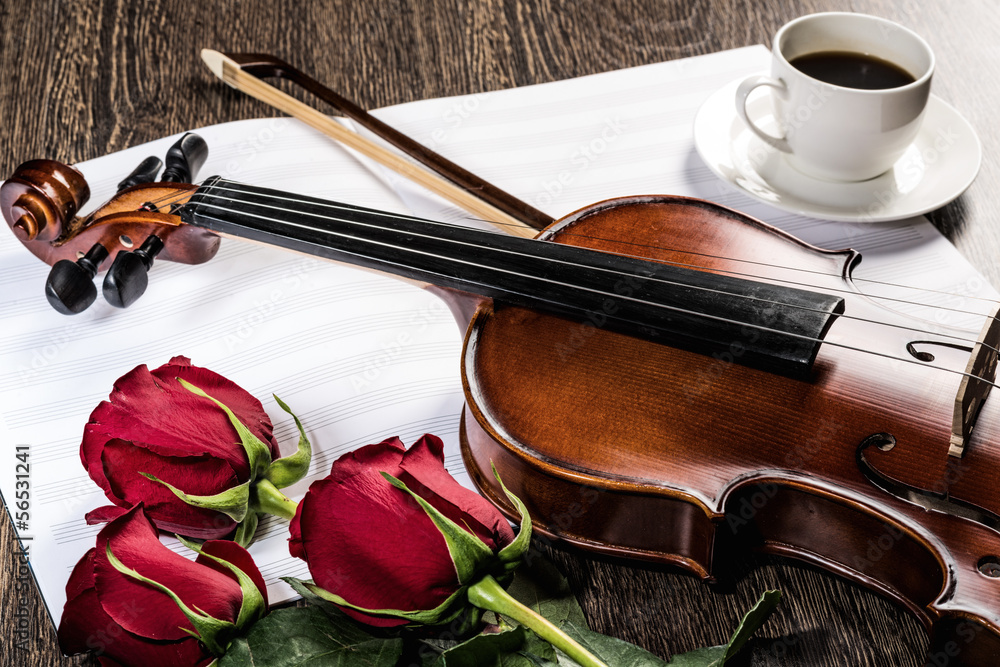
[0,1,996,665]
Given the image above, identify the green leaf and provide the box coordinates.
[217,605,402,667]
[219,637,252,664]
[381,472,494,584]
[431,625,528,667]
[720,590,781,661]
[520,628,560,665]
[105,542,237,656]
[660,646,725,666]
[667,590,782,666]
[550,590,782,667]
[140,472,250,523]
[420,625,561,667]
[557,620,669,666]
[179,378,273,479]
[504,554,780,667]
[176,535,267,630]
[492,463,532,569]
[505,555,587,628]
[264,395,313,488]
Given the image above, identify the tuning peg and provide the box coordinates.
[102,235,164,308]
[117,156,163,192]
[45,243,108,314]
[160,133,208,183]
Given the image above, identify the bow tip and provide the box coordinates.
[200,49,230,81]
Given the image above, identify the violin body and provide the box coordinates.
[458,196,1000,664]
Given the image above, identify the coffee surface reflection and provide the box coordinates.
[789,51,917,90]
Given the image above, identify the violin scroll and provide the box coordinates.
[1,134,221,314]
[1,159,90,244]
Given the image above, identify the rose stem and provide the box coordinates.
[253,478,299,520]
[467,575,609,667]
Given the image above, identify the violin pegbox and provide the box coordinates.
[0,133,221,314]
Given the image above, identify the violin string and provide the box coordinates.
[142,180,1000,370]
[183,180,1000,381]
[446,211,1000,309]
[535,228,999,309]
[186,181,994,354]
[143,180,998,317]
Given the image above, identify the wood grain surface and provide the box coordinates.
[2,0,998,665]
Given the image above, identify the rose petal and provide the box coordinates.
[101,440,240,538]
[197,539,269,607]
[58,545,213,666]
[323,437,407,482]
[64,548,97,604]
[166,357,277,455]
[293,472,458,626]
[85,505,131,527]
[82,358,278,495]
[59,588,212,666]
[288,437,406,560]
[85,371,250,475]
[398,435,514,551]
[93,506,245,640]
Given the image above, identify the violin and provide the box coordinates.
[5,135,1000,665]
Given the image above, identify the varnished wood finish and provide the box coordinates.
[1,164,219,268]
[4,1,1000,666]
[460,198,1000,662]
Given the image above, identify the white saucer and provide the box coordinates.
[693,77,982,222]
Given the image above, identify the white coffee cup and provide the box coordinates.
[735,12,934,182]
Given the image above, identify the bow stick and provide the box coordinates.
[200,50,552,239]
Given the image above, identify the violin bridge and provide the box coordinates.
[950,303,1000,458]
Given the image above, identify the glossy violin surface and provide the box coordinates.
[5,136,1000,665]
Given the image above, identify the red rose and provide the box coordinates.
[82,356,304,540]
[289,434,521,627]
[58,505,267,666]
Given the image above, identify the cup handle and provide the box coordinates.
[735,75,791,153]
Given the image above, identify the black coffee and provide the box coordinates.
[789,51,916,89]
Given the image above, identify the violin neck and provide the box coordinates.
[182,177,844,378]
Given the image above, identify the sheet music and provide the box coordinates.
[0,120,468,626]
[1,46,994,628]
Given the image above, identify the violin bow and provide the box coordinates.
[200,50,554,239]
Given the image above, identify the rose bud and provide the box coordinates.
[58,505,267,665]
[82,356,308,543]
[288,434,530,627]
[288,435,610,667]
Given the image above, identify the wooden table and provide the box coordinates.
[2,1,998,665]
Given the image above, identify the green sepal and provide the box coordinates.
[491,463,532,568]
[179,378,273,479]
[381,472,494,585]
[177,535,267,630]
[140,472,250,523]
[105,542,237,656]
[298,578,466,626]
[233,512,259,548]
[262,395,312,489]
